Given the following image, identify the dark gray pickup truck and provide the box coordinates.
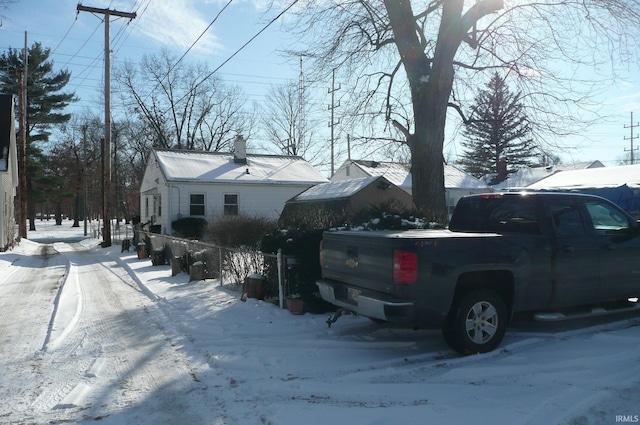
[316,192,640,354]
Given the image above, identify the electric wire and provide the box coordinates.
[163,0,300,116]
[137,0,234,106]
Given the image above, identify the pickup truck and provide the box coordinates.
[316,192,640,354]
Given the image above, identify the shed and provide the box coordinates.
[331,160,489,217]
[279,176,415,228]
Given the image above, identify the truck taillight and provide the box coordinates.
[319,240,324,268]
[393,250,417,285]
[481,193,504,199]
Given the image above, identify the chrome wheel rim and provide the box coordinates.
[465,301,498,344]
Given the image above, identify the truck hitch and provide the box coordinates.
[326,308,356,327]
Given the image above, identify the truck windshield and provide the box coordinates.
[449,196,541,234]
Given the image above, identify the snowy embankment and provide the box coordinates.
[0,222,639,424]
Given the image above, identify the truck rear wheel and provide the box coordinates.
[442,289,507,355]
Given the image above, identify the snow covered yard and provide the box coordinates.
[1,222,639,425]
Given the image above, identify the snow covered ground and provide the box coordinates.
[1,220,639,425]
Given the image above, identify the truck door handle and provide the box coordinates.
[603,244,614,251]
[562,245,574,252]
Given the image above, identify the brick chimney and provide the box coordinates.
[497,160,508,183]
[234,135,247,164]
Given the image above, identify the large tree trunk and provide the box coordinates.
[385,0,506,222]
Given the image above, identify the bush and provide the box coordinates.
[260,228,327,310]
[171,217,208,239]
[349,202,429,230]
[206,215,277,248]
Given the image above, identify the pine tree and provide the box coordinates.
[0,42,76,229]
[459,72,536,181]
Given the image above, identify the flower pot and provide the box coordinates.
[286,297,304,315]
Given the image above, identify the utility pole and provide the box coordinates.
[77,4,136,247]
[624,112,638,165]
[18,31,27,239]
[83,125,88,237]
[327,68,340,176]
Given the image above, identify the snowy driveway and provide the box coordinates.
[1,232,639,425]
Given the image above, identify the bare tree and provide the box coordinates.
[276,0,640,221]
[115,49,251,152]
[259,81,317,157]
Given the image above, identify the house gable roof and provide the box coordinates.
[153,149,328,185]
[339,160,488,190]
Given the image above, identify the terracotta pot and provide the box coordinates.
[286,297,305,315]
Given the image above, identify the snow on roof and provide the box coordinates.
[527,163,640,189]
[154,149,329,185]
[292,176,382,201]
[492,161,605,189]
[348,160,488,190]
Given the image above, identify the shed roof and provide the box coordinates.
[292,176,384,201]
[154,149,329,185]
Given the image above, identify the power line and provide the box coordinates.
[164,0,300,116]
[137,0,234,106]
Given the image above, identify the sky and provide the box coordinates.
[1,0,640,172]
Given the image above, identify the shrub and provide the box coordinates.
[206,215,277,248]
[260,228,326,310]
[171,217,208,239]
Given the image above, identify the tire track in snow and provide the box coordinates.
[23,243,210,424]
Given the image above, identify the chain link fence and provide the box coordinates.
[133,230,296,309]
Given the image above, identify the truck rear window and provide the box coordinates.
[450,197,541,234]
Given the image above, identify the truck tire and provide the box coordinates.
[442,289,508,355]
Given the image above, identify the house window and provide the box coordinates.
[190,193,205,216]
[145,197,149,217]
[157,194,162,217]
[224,194,238,216]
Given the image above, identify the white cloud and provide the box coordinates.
[135,0,223,54]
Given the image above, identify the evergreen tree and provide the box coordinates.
[0,42,76,229]
[459,72,536,181]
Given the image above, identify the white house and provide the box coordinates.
[331,160,489,216]
[139,139,329,235]
[0,95,18,251]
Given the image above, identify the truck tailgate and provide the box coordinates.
[320,231,401,295]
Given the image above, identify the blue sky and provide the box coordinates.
[2,0,640,169]
[1,0,301,117]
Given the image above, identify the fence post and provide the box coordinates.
[277,248,284,309]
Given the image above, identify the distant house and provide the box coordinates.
[490,161,604,190]
[526,163,640,217]
[139,137,329,235]
[331,160,489,217]
[0,95,18,251]
[279,176,415,228]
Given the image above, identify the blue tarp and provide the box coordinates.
[570,184,640,218]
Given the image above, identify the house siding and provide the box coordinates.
[0,95,17,251]
[139,150,325,235]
